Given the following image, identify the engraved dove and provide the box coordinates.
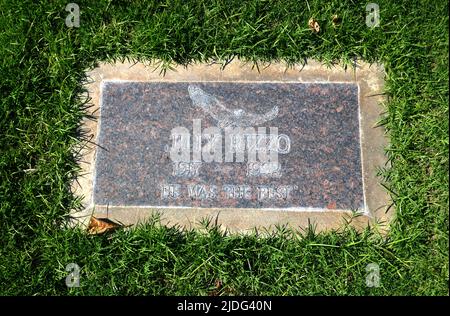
[188,85,279,128]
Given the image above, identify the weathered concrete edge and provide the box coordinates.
[70,59,392,234]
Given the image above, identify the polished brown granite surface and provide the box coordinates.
[94,82,364,211]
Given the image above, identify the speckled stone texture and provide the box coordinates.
[94,82,363,211]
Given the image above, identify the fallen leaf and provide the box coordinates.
[87,216,122,235]
[308,18,320,33]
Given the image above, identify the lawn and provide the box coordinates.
[0,0,448,295]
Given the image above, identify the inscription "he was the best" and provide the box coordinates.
[160,183,297,201]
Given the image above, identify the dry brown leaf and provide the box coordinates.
[87,216,122,235]
[308,18,320,33]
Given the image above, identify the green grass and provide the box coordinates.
[0,0,448,295]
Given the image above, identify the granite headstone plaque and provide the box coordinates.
[74,61,391,232]
[95,82,362,211]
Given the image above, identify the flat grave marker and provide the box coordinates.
[73,60,391,233]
